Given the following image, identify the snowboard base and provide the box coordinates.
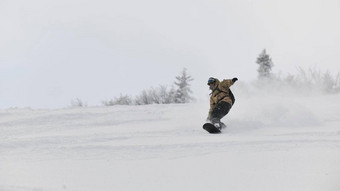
[203,123,221,134]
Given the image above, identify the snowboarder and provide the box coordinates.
[206,77,238,130]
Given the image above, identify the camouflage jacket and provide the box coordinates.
[208,78,235,118]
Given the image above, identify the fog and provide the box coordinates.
[1,0,340,108]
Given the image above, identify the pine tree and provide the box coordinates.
[174,68,194,103]
[256,49,274,79]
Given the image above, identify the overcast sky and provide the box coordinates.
[1,0,340,108]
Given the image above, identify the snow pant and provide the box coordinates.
[210,101,231,125]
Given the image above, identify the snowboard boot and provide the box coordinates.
[213,122,226,130]
[211,118,222,130]
[220,122,226,129]
[213,122,221,130]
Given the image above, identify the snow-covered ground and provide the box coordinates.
[1,93,340,191]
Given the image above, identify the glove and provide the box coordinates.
[232,78,238,83]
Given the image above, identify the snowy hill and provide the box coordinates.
[1,94,340,191]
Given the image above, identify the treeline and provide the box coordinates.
[71,50,340,107]
[102,68,194,106]
[256,49,340,94]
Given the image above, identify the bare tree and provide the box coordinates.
[102,94,132,106]
[70,98,87,107]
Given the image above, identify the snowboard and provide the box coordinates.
[203,123,221,134]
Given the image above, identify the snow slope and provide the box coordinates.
[1,94,340,191]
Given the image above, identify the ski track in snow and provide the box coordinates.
[1,95,340,191]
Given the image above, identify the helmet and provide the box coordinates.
[207,77,216,85]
